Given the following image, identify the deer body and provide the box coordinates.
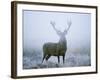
[43,37,67,56]
[42,20,71,63]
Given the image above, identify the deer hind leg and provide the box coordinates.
[46,55,51,61]
[42,54,46,63]
[63,55,65,64]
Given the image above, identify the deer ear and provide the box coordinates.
[63,29,67,35]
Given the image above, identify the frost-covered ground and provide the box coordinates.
[23,49,91,69]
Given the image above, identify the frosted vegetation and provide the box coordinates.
[23,47,91,69]
[23,10,91,69]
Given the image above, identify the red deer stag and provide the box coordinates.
[42,20,72,63]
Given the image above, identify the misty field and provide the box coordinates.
[23,10,91,69]
[23,47,91,69]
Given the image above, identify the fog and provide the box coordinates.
[23,10,91,69]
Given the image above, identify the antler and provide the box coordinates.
[50,21,55,27]
[50,21,61,35]
[64,20,72,35]
[68,20,72,27]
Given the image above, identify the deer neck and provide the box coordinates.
[58,36,67,47]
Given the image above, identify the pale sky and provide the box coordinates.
[23,10,91,52]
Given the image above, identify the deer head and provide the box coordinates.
[50,20,72,37]
[50,20,72,46]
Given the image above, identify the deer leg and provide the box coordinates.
[46,55,51,61]
[63,55,65,64]
[58,56,60,63]
[42,54,46,63]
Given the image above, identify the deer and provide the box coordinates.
[42,20,72,64]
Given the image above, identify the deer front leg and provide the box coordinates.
[58,56,60,63]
